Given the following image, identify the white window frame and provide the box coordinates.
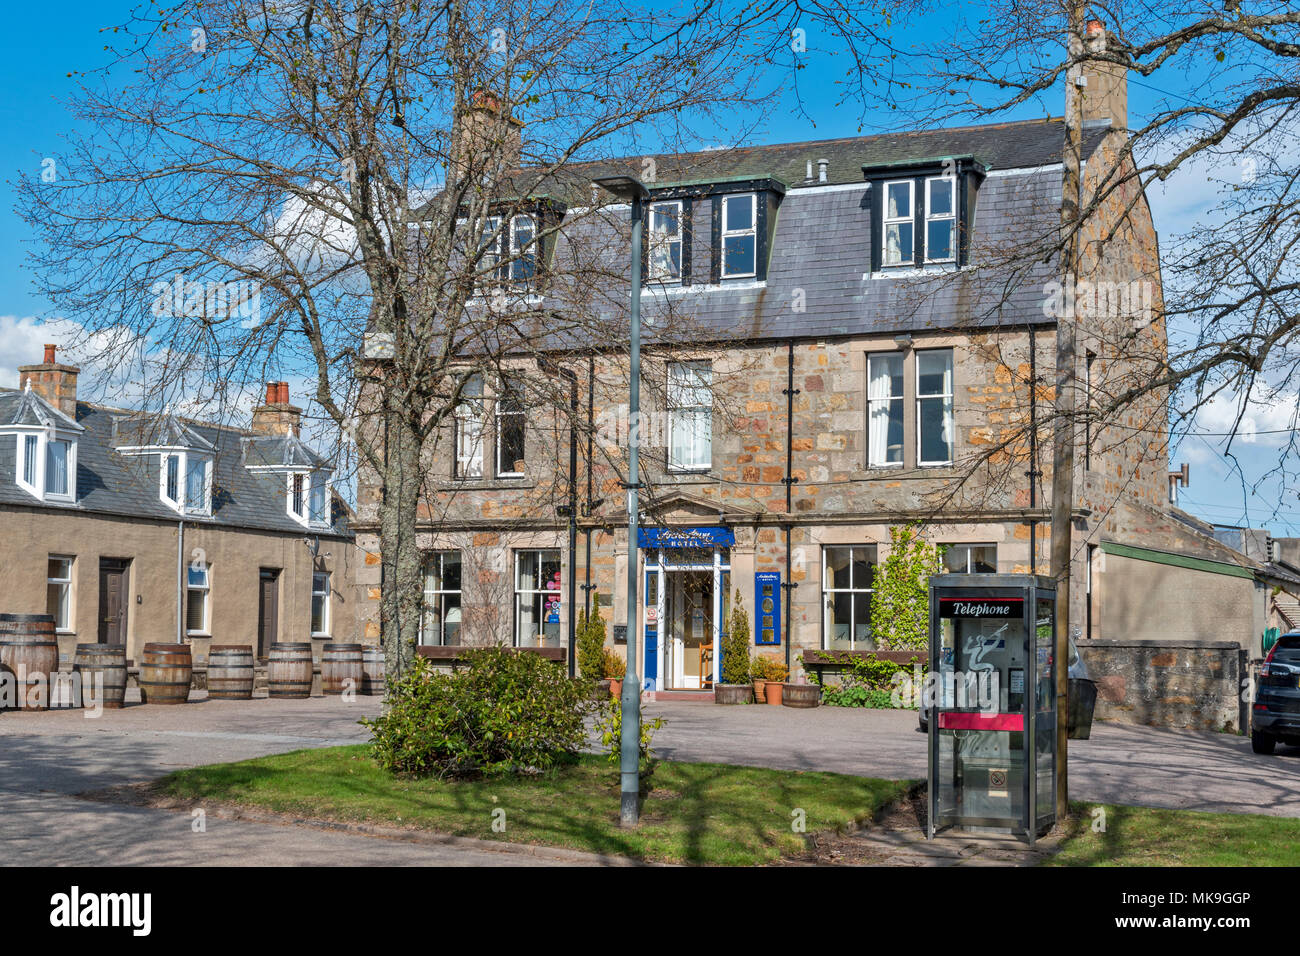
[508,214,537,285]
[14,429,78,504]
[924,176,957,264]
[667,360,712,472]
[185,561,211,636]
[285,470,330,528]
[916,349,955,467]
[821,545,877,650]
[514,549,562,647]
[494,375,526,478]
[648,200,683,282]
[941,543,998,574]
[866,351,905,468]
[881,179,915,267]
[454,372,486,479]
[310,570,331,637]
[47,555,74,633]
[420,551,463,646]
[158,450,213,516]
[720,193,758,279]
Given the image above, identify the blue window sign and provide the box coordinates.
[755,571,781,645]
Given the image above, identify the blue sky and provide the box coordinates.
[0,2,1291,532]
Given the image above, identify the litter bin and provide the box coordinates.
[1067,678,1097,739]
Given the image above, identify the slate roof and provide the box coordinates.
[2,386,83,432]
[450,116,1119,351]
[0,391,349,538]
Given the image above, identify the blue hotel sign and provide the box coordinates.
[755,571,781,645]
[637,526,735,549]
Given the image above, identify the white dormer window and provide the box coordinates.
[287,471,330,528]
[14,429,78,504]
[158,451,212,516]
[720,194,757,278]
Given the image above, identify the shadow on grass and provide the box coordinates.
[159,746,907,865]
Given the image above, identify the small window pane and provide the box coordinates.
[919,397,953,463]
[928,178,953,216]
[186,458,205,508]
[166,455,179,502]
[724,195,753,231]
[187,565,208,588]
[918,350,953,395]
[886,182,911,219]
[826,547,852,591]
[23,435,37,486]
[46,440,68,495]
[885,223,913,265]
[186,589,207,632]
[927,219,954,261]
[722,234,755,276]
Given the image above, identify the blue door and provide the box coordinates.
[644,567,658,690]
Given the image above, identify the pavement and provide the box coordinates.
[4,692,1298,867]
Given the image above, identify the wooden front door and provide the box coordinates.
[98,559,130,646]
[258,569,280,658]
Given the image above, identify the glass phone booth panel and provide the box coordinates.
[927,574,1056,843]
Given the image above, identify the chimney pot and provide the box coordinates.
[278,382,290,404]
[43,344,57,364]
[1086,18,1105,37]
[817,158,829,183]
[265,382,278,405]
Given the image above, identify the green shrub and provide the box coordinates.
[750,653,788,682]
[814,652,927,709]
[721,590,751,685]
[602,648,626,679]
[592,696,666,769]
[576,599,607,681]
[361,648,594,778]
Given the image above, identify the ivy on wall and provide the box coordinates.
[869,523,944,651]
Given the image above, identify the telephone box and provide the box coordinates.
[927,574,1057,843]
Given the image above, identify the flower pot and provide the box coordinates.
[782,682,820,708]
[763,681,784,706]
[714,683,752,705]
[751,679,766,704]
[595,678,612,699]
[608,678,624,698]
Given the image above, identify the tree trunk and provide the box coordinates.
[380,395,423,685]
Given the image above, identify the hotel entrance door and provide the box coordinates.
[664,570,712,689]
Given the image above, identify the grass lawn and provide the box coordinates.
[1049,802,1300,866]
[159,746,911,865]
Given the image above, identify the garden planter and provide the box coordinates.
[608,678,624,698]
[751,679,766,704]
[595,678,612,699]
[762,681,784,706]
[781,683,820,708]
[715,683,752,705]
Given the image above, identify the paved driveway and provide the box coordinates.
[645,701,1300,817]
[5,693,1298,868]
[0,692,606,866]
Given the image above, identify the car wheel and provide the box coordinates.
[1252,730,1276,755]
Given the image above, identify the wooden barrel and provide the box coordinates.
[781,683,821,709]
[139,643,193,705]
[0,614,59,711]
[267,642,313,699]
[361,646,385,696]
[207,645,255,700]
[73,643,127,709]
[321,643,363,696]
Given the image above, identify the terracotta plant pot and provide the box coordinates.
[752,679,766,704]
[608,678,623,698]
[714,683,752,704]
[763,681,784,706]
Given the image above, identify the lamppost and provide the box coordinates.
[593,173,649,827]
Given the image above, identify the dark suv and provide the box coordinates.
[1252,633,1300,754]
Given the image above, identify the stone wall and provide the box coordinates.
[1079,639,1246,733]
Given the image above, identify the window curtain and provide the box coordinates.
[45,440,68,495]
[867,359,891,465]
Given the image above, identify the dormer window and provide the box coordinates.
[158,451,212,516]
[720,193,757,278]
[882,180,914,266]
[469,210,547,291]
[865,158,985,273]
[287,470,330,528]
[15,430,77,503]
[649,201,683,281]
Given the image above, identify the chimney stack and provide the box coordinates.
[1082,19,1128,130]
[251,380,302,437]
[18,344,79,418]
[817,158,829,183]
[454,89,523,183]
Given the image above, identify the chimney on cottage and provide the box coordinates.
[1082,19,1128,130]
[454,89,523,182]
[251,380,301,437]
[18,344,79,418]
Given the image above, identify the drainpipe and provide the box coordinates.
[176,520,185,644]
[781,340,800,674]
[1028,328,1039,574]
[584,356,595,618]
